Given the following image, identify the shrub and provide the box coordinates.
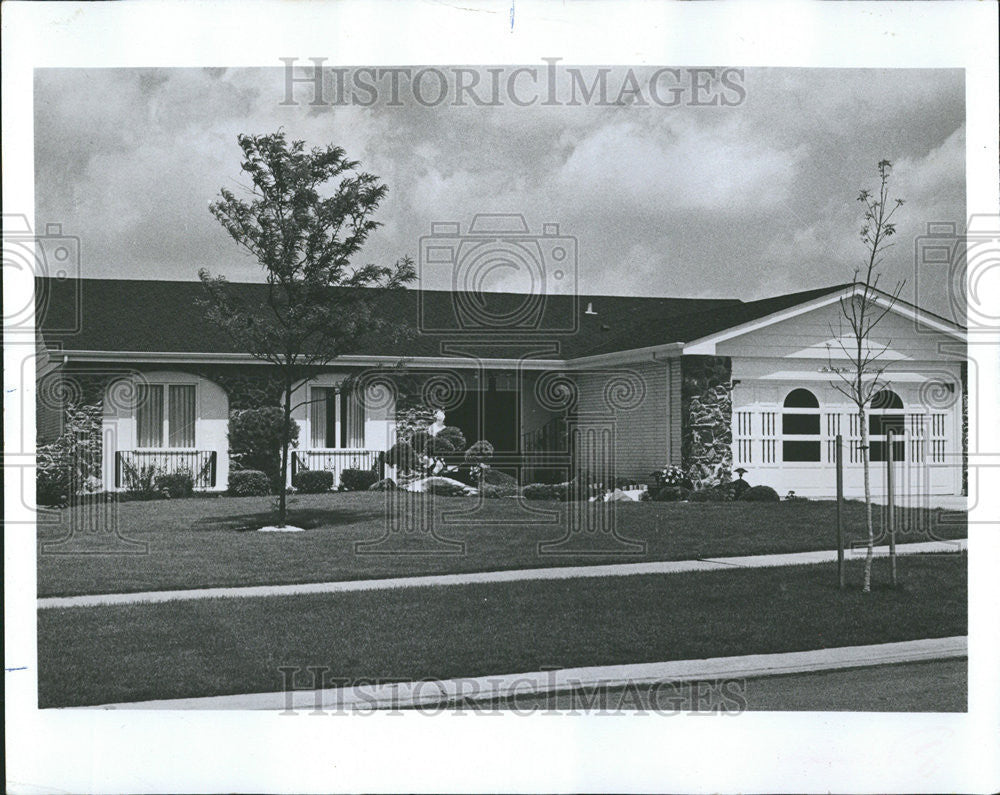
[450,464,480,487]
[464,440,495,466]
[369,477,397,491]
[451,463,518,489]
[732,479,751,499]
[123,463,161,500]
[155,470,194,499]
[482,483,519,498]
[341,468,379,492]
[524,468,568,485]
[716,482,738,501]
[478,470,519,498]
[37,463,71,507]
[741,485,780,503]
[651,465,692,490]
[386,440,418,473]
[687,462,731,492]
[228,407,299,492]
[228,469,271,496]
[522,482,569,501]
[36,404,103,506]
[784,490,809,502]
[424,477,471,497]
[482,468,518,488]
[293,469,334,494]
[424,426,467,459]
[393,405,439,443]
[651,485,691,502]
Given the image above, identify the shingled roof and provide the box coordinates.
[36,278,850,361]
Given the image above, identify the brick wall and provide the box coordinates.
[570,359,670,482]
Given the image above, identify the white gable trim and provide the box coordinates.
[683,285,965,355]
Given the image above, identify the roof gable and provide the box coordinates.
[683,284,965,356]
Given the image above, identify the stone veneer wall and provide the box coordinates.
[680,355,733,487]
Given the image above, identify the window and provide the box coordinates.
[136,383,196,448]
[869,388,905,462]
[782,388,820,462]
[310,386,365,448]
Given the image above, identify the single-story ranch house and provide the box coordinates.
[36,277,967,498]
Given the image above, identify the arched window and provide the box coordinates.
[782,388,821,462]
[869,388,905,461]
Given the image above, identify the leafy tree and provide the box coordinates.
[829,159,905,592]
[228,406,300,493]
[201,131,415,526]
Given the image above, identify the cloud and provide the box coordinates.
[33,66,966,317]
[556,114,805,217]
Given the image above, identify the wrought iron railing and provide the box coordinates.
[520,415,570,482]
[521,415,569,454]
[292,449,386,485]
[115,450,217,489]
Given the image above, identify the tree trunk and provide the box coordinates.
[278,376,292,527]
[861,406,874,592]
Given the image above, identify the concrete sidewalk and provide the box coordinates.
[38,538,966,610]
[82,635,968,711]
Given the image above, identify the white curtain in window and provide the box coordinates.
[310,388,328,448]
[168,385,196,447]
[343,388,365,448]
[136,384,164,448]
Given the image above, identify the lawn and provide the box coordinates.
[37,553,966,708]
[36,492,967,597]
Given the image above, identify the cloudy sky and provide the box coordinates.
[35,66,965,319]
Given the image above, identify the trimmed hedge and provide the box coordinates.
[688,487,727,502]
[425,478,470,497]
[228,470,271,497]
[522,482,569,501]
[651,485,691,502]
[732,479,751,499]
[385,440,418,473]
[481,468,518,488]
[293,470,334,494]
[155,472,194,499]
[478,469,519,498]
[480,483,517,499]
[741,485,780,502]
[341,468,379,492]
[37,469,70,507]
[464,440,495,465]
